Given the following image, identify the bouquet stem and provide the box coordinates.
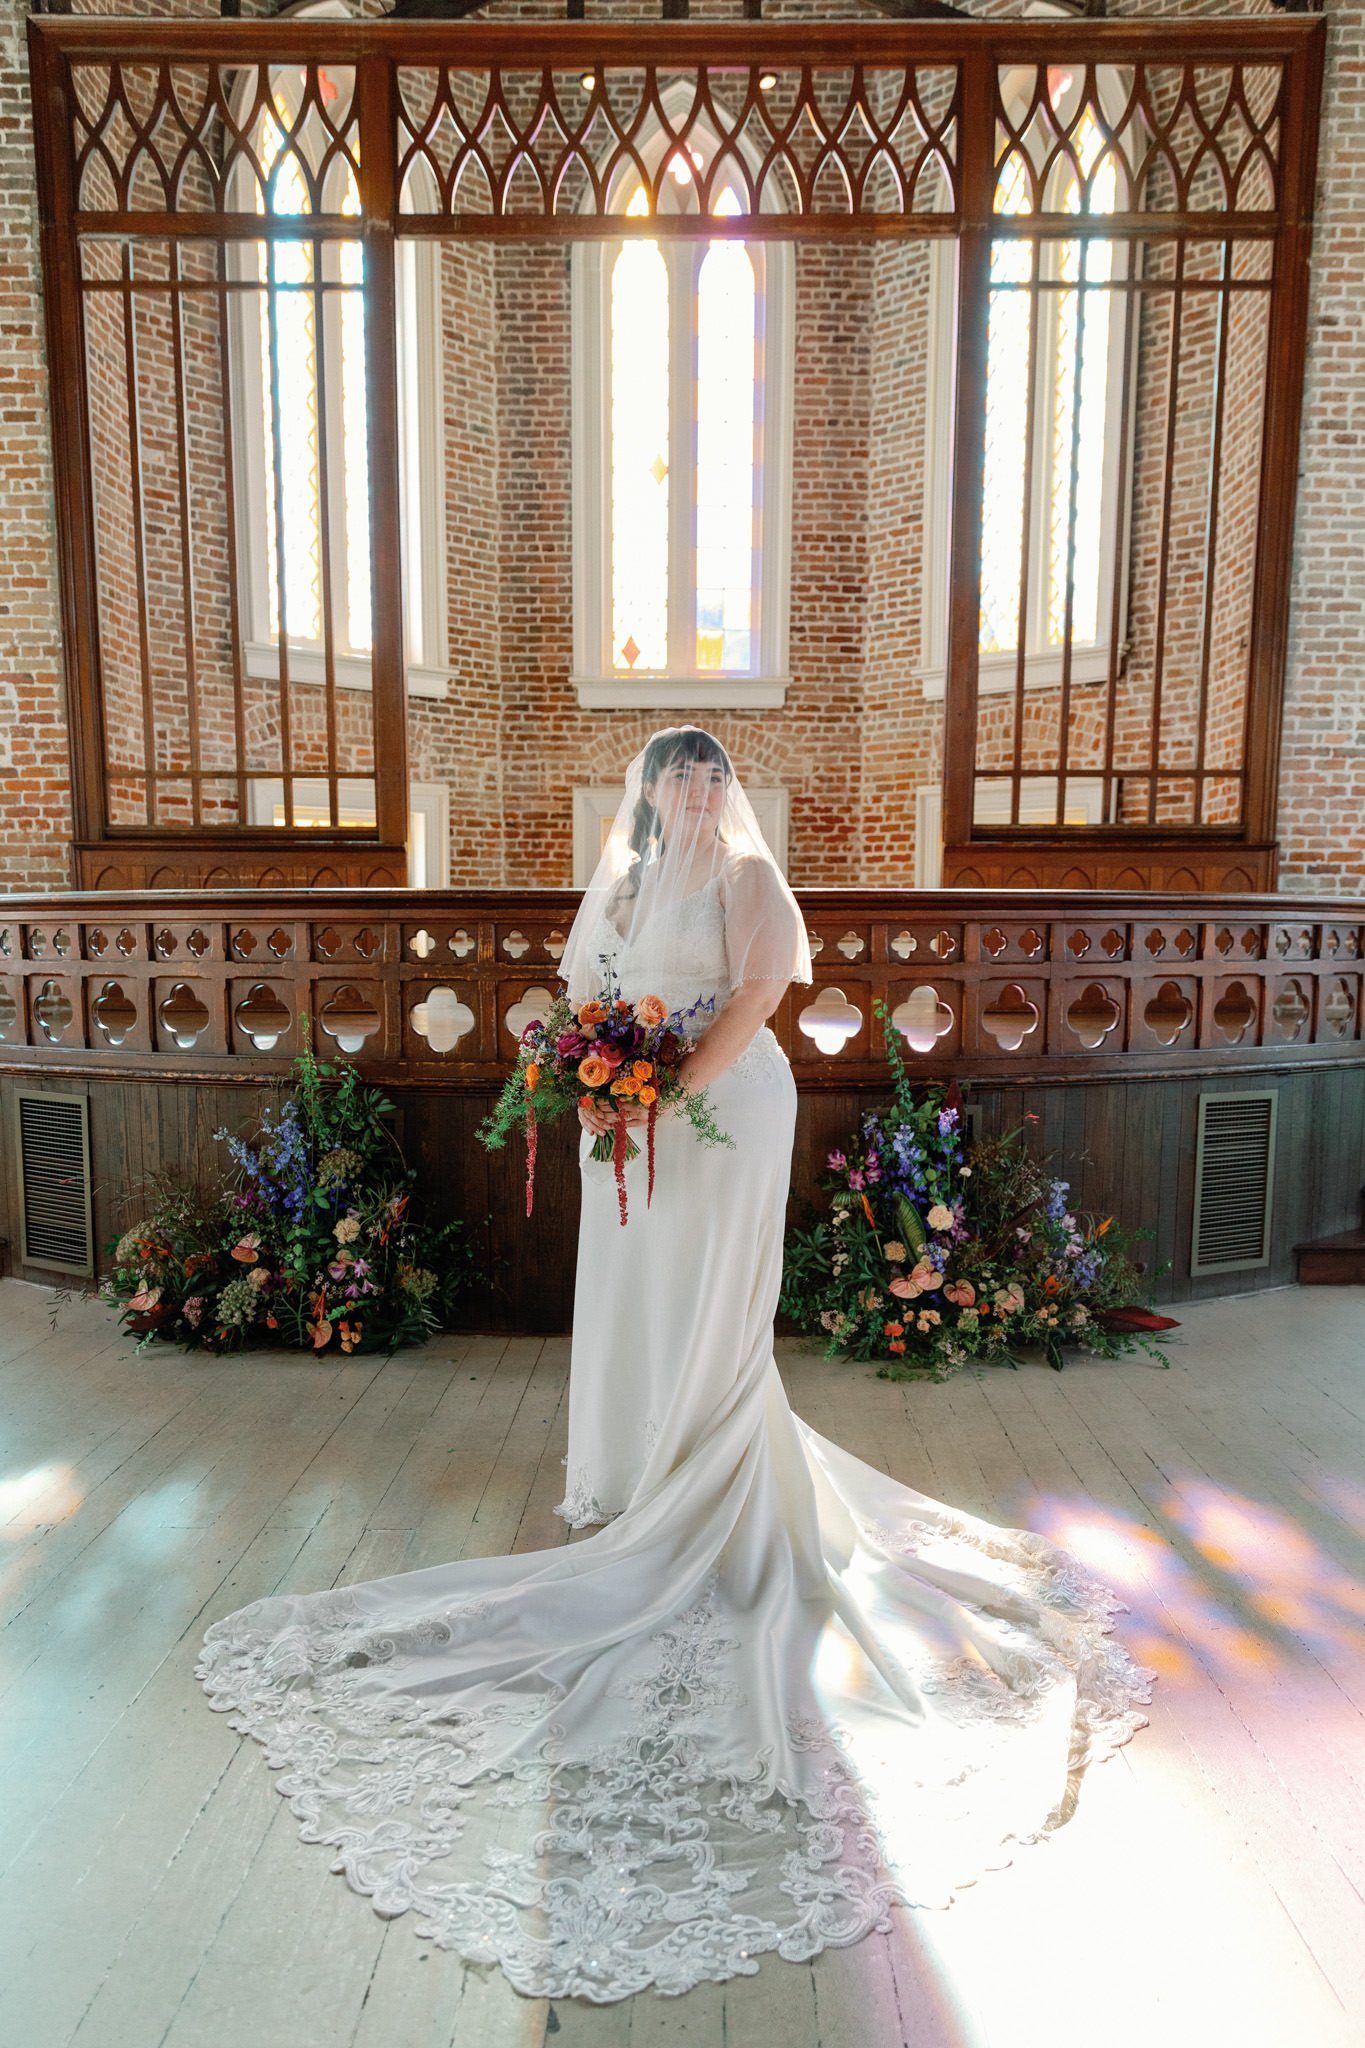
[588,1127,640,1166]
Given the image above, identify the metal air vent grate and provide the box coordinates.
[1191,1090,1278,1277]
[15,1090,94,1276]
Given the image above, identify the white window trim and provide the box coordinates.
[914,776,1109,888]
[571,81,794,711]
[246,775,450,885]
[572,782,790,888]
[919,21,1139,703]
[226,3,449,702]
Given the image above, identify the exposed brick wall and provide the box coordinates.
[0,0,1359,893]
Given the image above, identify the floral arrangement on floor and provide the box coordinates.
[95,1025,474,1355]
[478,963,733,1225]
[781,1000,1176,1381]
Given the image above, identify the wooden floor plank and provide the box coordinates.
[1,1280,1362,2047]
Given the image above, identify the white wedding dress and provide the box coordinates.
[195,876,1153,2003]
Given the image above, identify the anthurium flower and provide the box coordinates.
[231,1233,261,1264]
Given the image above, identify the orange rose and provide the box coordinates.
[577,1054,611,1087]
[578,1001,607,1027]
[638,1085,658,1106]
[632,1060,654,1080]
[611,1074,641,1096]
[635,995,668,1026]
[525,1062,539,1095]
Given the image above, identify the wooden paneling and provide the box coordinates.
[2,1061,1360,1328]
[0,885,1361,1326]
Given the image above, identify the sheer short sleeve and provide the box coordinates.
[720,852,813,990]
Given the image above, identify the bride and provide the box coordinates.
[196,726,1152,2004]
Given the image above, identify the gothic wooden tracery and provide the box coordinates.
[27,13,1325,890]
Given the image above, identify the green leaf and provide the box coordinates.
[894,1193,926,1255]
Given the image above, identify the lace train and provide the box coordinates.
[195,1518,1152,2003]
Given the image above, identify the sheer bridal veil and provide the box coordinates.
[559,726,813,1006]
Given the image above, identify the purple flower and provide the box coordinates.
[556,1032,588,1058]
[848,1169,866,1192]
[937,1108,958,1135]
[827,1151,848,1171]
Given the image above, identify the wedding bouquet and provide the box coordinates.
[478,967,733,1226]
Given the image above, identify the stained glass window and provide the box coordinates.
[601,173,767,680]
[610,191,670,671]
[980,153,1033,655]
[695,189,756,672]
[1049,114,1116,647]
[337,171,372,655]
[980,106,1122,661]
[257,123,322,645]
[252,108,373,661]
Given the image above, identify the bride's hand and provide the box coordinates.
[578,1096,615,1137]
[579,1094,651,1135]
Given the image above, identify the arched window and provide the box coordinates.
[228,4,446,701]
[571,101,793,709]
[921,59,1135,701]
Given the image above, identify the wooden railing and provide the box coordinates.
[1,888,1361,1087]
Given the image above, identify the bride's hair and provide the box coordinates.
[615,727,733,903]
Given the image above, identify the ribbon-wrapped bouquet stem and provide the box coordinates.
[478,969,733,1226]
